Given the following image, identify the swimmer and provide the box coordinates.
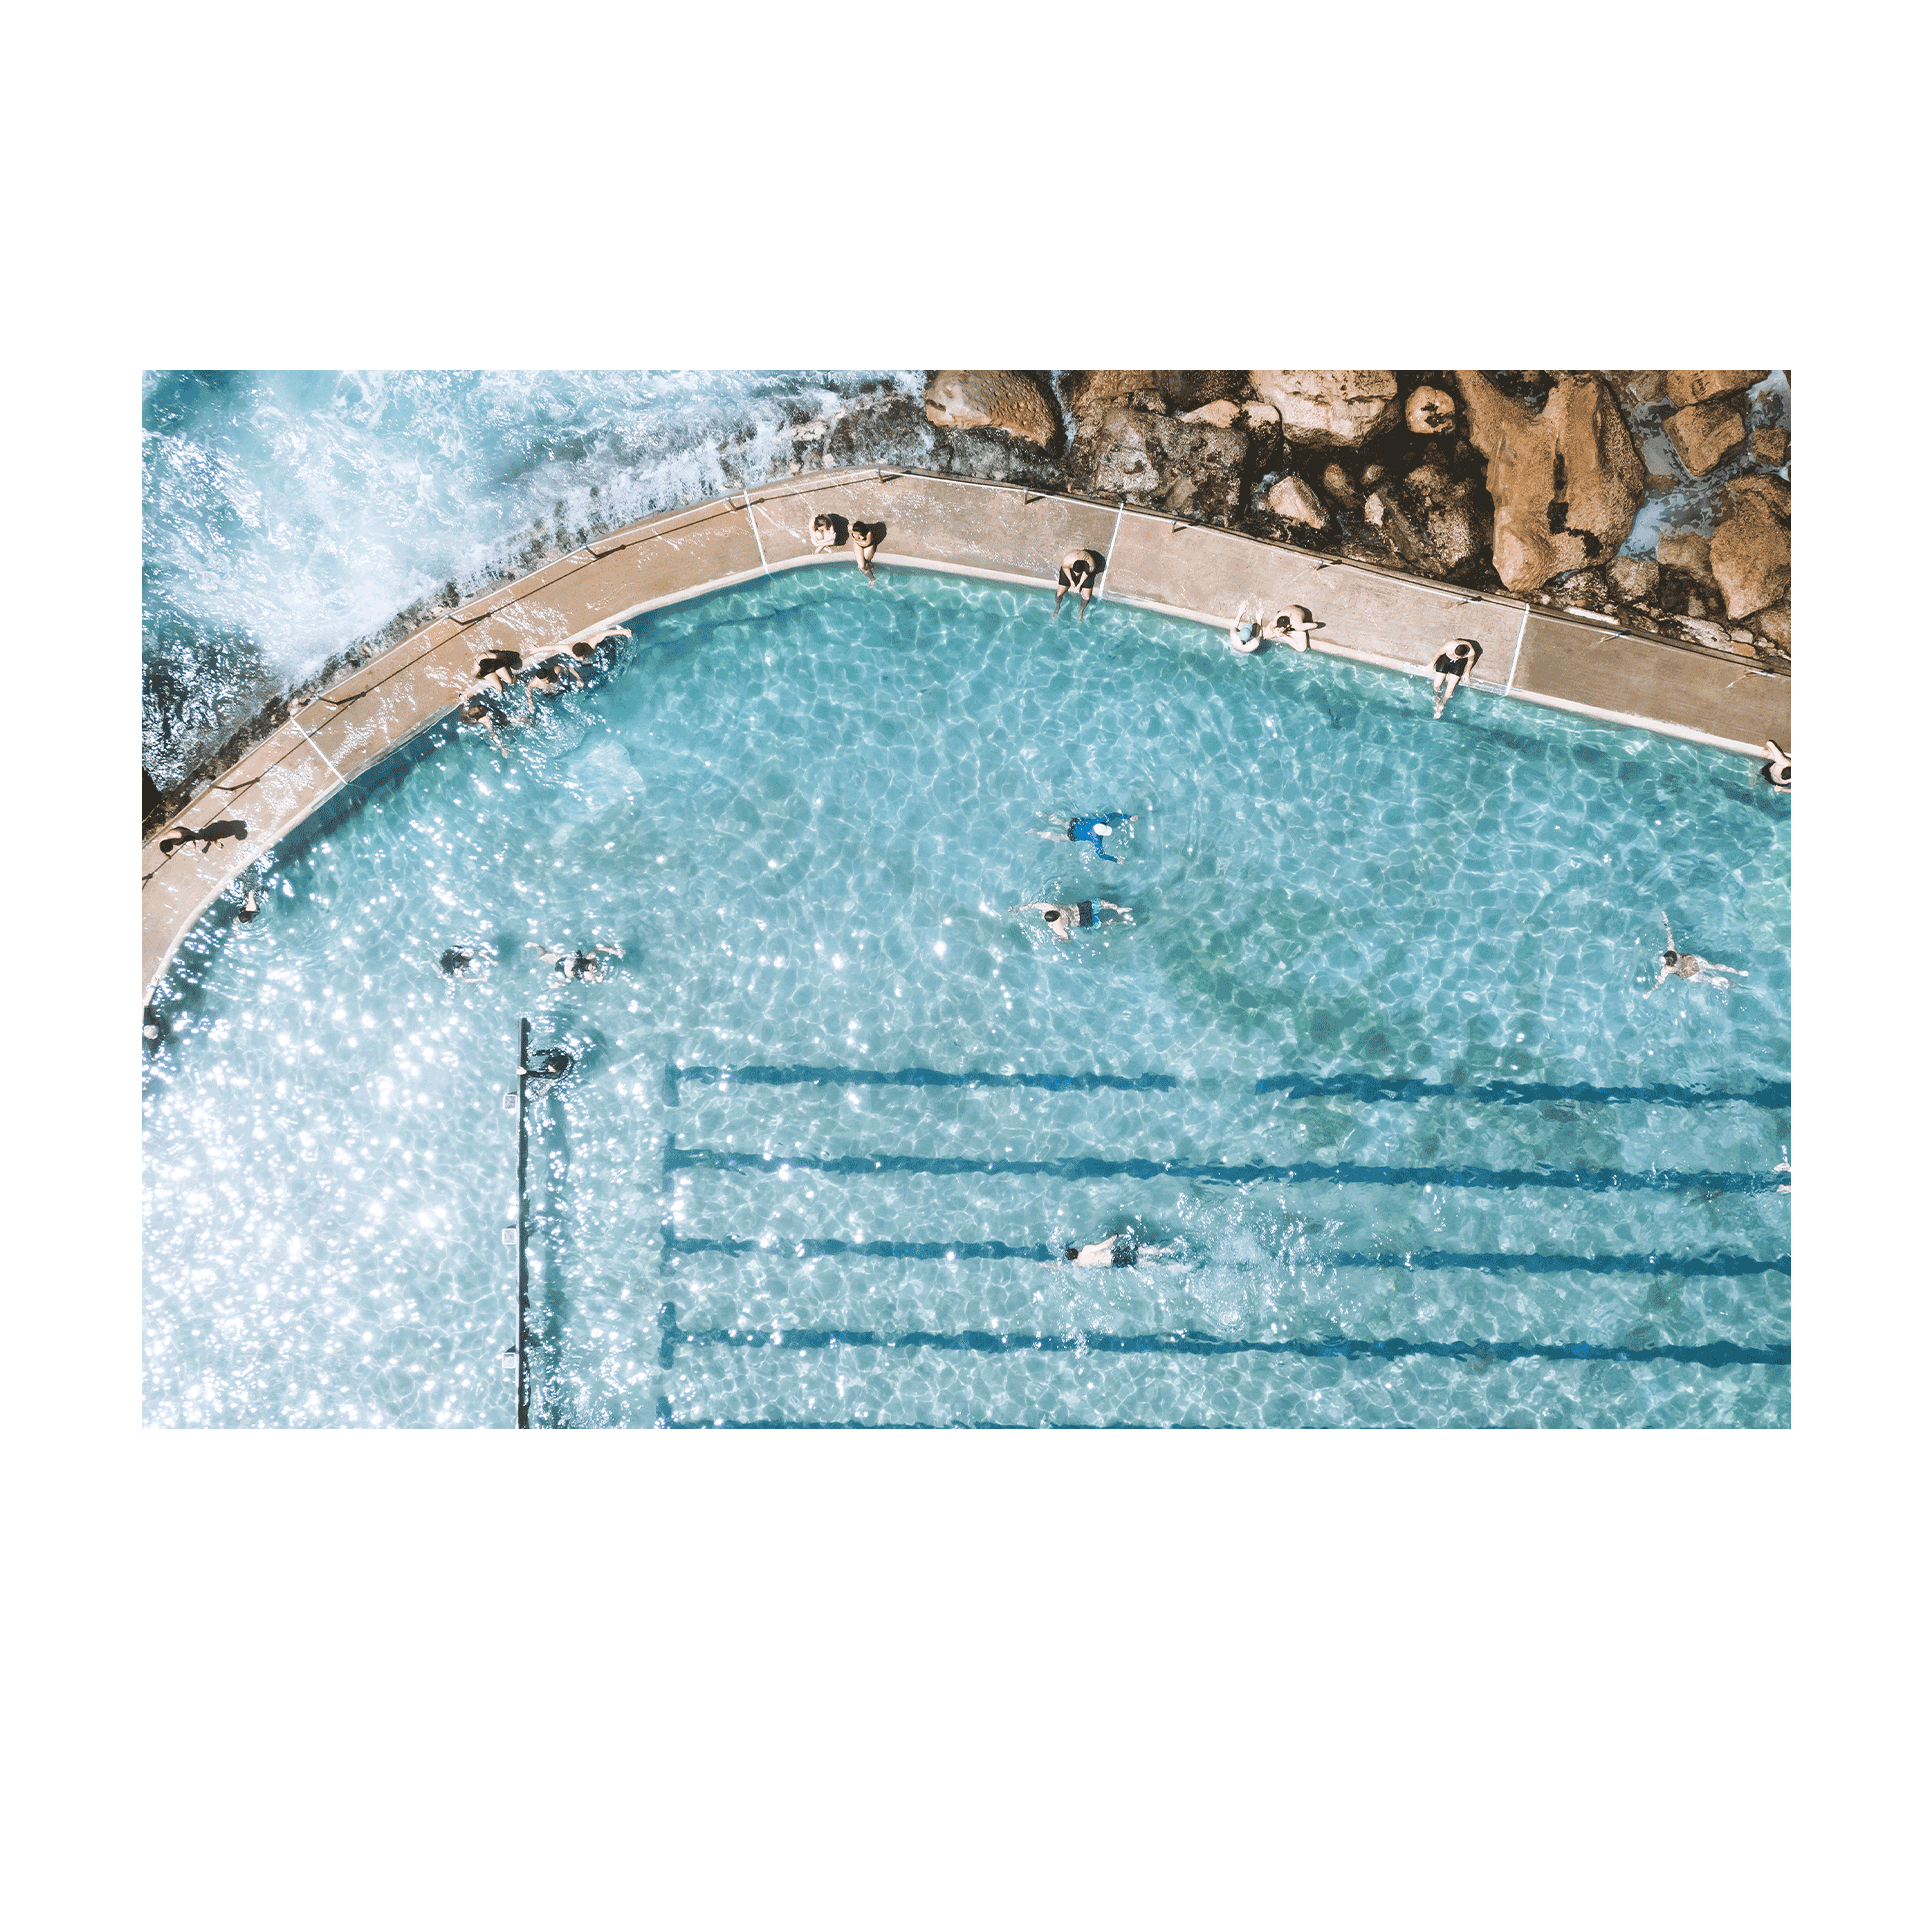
[1034,812,1131,863]
[1431,639,1481,717]
[457,700,513,757]
[534,940,624,983]
[526,652,584,696]
[1644,911,1748,996]
[1054,549,1098,622]
[236,887,262,925]
[1761,739,1791,791]
[1226,604,1265,654]
[1014,898,1133,943]
[810,513,842,555]
[439,946,483,980]
[849,521,880,584]
[519,1047,575,1085]
[1065,1233,1177,1269]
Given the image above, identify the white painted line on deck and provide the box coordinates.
[293,717,349,786]
[1097,505,1125,600]
[740,487,770,575]
[1503,604,1531,696]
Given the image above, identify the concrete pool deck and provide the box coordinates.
[142,467,1790,1002]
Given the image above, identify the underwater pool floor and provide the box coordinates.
[143,568,1791,1426]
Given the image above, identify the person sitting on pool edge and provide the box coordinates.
[810,513,843,555]
[1054,549,1098,621]
[1066,1232,1176,1269]
[1014,898,1133,943]
[1644,910,1748,997]
[849,521,880,584]
[1033,812,1131,862]
[534,940,624,982]
[1432,639,1481,717]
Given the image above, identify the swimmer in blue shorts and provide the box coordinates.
[1034,811,1132,862]
[1015,898,1133,943]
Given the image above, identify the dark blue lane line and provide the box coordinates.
[662,1061,1788,1111]
[653,1305,1788,1373]
[1256,1072,1792,1110]
[663,1139,1778,1195]
[660,1226,1786,1278]
[665,1063,1176,1105]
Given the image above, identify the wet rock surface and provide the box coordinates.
[1667,395,1748,476]
[1066,404,1250,521]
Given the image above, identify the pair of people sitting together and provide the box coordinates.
[810,514,880,583]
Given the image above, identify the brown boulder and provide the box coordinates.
[1319,461,1359,509]
[1666,396,1747,476]
[925,371,1059,451]
[1179,399,1242,430]
[1751,426,1790,466]
[1667,370,1768,408]
[1065,405,1250,521]
[1059,371,1159,427]
[1453,370,1645,593]
[1608,370,1668,406]
[1247,370,1399,448]
[1710,473,1791,621]
[1607,553,1660,603]
[1363,465,1493,578]
[1157,371,1242,411]
[1267,475,1331,531]
[1405,386,1457,434]
[1657,530,1715,583]
[1753,600,1791,650]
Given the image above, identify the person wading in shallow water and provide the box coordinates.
[1054,550,1098,621]
[1645,910,1748,996]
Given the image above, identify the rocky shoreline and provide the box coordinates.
[914,369,1789,663]
[144,368,1788,835]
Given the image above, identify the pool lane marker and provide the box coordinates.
[661,1139,1782,1196]
[1503,603,1532,696]
[740,485,770,576]
[651,1305,1789,1376]
[1096,505,1125,600]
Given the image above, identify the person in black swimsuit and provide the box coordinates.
[1054,549,1099,622]
[1761,739,1791,790]
[1432,639,1481,717]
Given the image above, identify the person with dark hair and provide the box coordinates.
[1054,549,1098,621]
[849,521,880,584]
[1015,898,1133,944]
[535,940,623,983]
[1065,1232,1176,1269]
[1645,910,1748,997]
[474,649,523,691]
[519,1047,575,1086]
[1761,739,1791,791]
[1432,639,1481,717]
[526,651,585,696]
[810,513,842,555]
[458,700,514,756]
[236,887,263,925]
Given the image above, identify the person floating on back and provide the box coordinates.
[1432,639,1481,717]
[1644,910,1748,997]
[1015,898,1133,943]
[1054,550,1098,621]
[1034,812,1132,863]
[535,940,623,983]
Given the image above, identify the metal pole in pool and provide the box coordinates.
[515,1015,530,1429]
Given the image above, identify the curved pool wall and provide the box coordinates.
[143,469,1792,1003]
[143,563,1791,1427]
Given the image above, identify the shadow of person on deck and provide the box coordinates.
[160,818,250,855]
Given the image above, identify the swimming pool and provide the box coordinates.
[142,567,1791,1426]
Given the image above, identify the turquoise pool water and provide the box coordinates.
[143,568,1791,1426]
